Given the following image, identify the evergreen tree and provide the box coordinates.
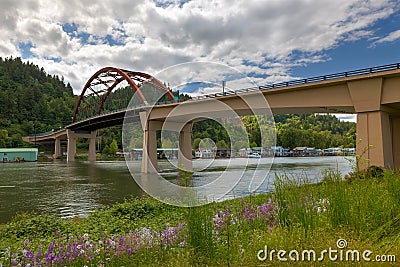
[102,145,110,155]
[109,139,119,154]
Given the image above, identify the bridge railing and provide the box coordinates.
[28,130,57,137]
[258,62,400,90]
[190,62,400,100]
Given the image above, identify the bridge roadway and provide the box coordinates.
[24,63,400,172]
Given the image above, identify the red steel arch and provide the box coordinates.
[72,67,175,122]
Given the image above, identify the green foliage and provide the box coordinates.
[274,168,400,244]
[386,170,400,206]
[191,114,355,151]
[0,197,184,247]
[216,139,229,149]
[0,130,10,147]
[0,57,75,147]
[107,197,166,221]
[192,137,201,149]
[99,126,124,153]
[322,172,399,238]
[192,120,231,148]
[275,114,356,148]
[274,174,320,235]
[187,205,215,264]
[109,139,119,154]
[0,213,63,240]
[1,172,400,266]
[102,144,110,154]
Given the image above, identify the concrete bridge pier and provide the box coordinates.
[88,134,97,162]
[357,112,400,169]
[393,116,400,169]
[140,121,193,173]
[67,130,76,162]
[356,111,395,169]
[140,110,194,173]
[178,123,193,172]
[141,120,159,173]
[66,129,97,162]
[349,78,400,169]
[53,137,62,159]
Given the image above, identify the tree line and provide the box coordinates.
[190,114,355,150]
[0,57,76,148]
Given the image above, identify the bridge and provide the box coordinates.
[23,63,400,172]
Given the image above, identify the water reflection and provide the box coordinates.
[158,157,352,202]
[0,157,352,223]
[0,161,144,223]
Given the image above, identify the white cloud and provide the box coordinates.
[374,29,400,44]
[332,114,357,122]
[0,0,397,94]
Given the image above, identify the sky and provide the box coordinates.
[1,0,400,122]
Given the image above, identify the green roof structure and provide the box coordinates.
[0,148,38,162]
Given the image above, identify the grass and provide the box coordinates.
[1,169,400,266]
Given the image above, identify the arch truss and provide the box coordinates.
[72,67,175,122]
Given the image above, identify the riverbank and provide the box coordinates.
[1,168,399,266]
[38,154,127,162]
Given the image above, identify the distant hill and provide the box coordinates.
[0,57,76,147]
[274,114,356,149]
[192,114,355,150]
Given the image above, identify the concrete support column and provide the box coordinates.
[88,131,97,162]
[392,116,400,169]
[53,137,62,159]
[178,123,193,172]
[356,111,393,169]
[66,130,76,162]
[142,122,158,173]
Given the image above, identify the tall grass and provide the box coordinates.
[275,167,400,240]
[325,169,399,237]
[321,168,352,228]
[187,204,215,265]
[2,169,400,266]
[274,172,320,235]
[386,170,400,206]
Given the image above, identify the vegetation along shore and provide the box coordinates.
[1,167,399,266]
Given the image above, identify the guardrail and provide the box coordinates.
[258,62,400,90]
[28,130,56,137]
[191,62,400,100]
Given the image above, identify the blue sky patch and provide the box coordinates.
[18,42,35,59]
[290,12,400,79]
[62,23,125,46]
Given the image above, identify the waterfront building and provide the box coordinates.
[195,148,216,158]
[0,148,38,162]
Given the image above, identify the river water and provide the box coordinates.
[0,157,352,223]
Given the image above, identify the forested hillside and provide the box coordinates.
[0,57,76,147]
[0,57,356,151]
[275,114,355,148]
[191,114,355,150]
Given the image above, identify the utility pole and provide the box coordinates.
[34,120,37,147]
